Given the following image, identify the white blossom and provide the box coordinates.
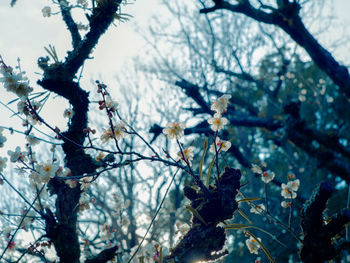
[101,122,127,142]
[281,201,291,208]
[281,183,297,199]
[210,94,231,114]
[261,170,275,184]
[251,164,262,174]
[80,176,93,191]
[26,135,40,146]
[246,236,261,254]
[8,147,27,163]
[208,113,228,131]
[36,161,60,183]
[63,108,74,119]
[250,204,266,214]
[162,122,185,140]
[0,131,6,148]
[209,137,231,153]
[0,63,32,98]
[0,157,7,172]
[176,146,194,166]
[42,6,51,17]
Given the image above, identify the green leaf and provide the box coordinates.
[237,208,253,224]
[248,231,277,263]
[206,155,216,187]
[225,224,286,247]
[186,205,207,225]
[159,246,163,263]
[224,223,251,229]
[237,197,261,203]
[199,138,208,180]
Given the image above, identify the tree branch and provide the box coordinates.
[201,0,350,98]
[59,0,82,48]
[300,181,350,262]
[85,245,119,263]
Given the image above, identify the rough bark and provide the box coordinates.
[37,1,122,262]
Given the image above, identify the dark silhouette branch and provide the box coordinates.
[35,1,123,262]
[200,0,350,98]
[59,0,82,49]
[165,167,241,263]
[300,181,350,262]
[85,245,119,263]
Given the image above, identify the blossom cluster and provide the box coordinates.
[0,128,7,147]
[281,176,300,202]
[100,122,127,142]
[245,235,261,254]
[0,59,33,98]
[250,203,266,215]
[163,122,185,140]
[251,164,275,184]
[209,137,231,154]
[162,94,232,167]
[17,99,41,125]
[207,95,230,131]
[176,146,194,166]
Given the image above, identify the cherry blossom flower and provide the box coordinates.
[79,192,90,213]
[245,236,261,254]
[175,222,190,236]
[250,204,266,214]
[8,147,27,163]
[209,137,231,153]
[27,114,41,126]
[105,97,118,112]
[0,62,32,98]
[36,161,59,183]
[281,178,300,199]
[251,164,262,174]
[289,179,300,191]
[162,122,185,140]
[65,179,77,189]
[77,23,89,31]
[3,226,12,240]
[0,157,7,172]
[100,122,127,142]
[57,167,71,178]
[95,152,106,162]
[17,99,27,114]
[80,176,93,191]
[29,171,41,186]
[281,183,297,199]
[100,223,114,241]
[42,6,51,17]
[26,135,40,146]
[63,108,74,119]
[0,131,6,148]
[261,170,275,183]
[176,146,194,166]
[77,0,88,7]
[207,113,228,131]
[210,94,231,114]
[281,201,291,208]
[288,173,296,179]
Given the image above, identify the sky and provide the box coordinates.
[0,0,159,153]
[0,0,349,153]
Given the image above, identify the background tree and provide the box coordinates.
[142,0,350,262]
